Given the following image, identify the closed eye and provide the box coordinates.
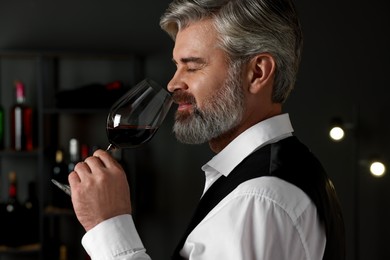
[172,57,207,72]
[187,66,201,72]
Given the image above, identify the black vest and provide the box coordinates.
[172,136,345,260]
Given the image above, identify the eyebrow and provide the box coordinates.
[172,57,207,65]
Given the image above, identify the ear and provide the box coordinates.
[247,53,276,94]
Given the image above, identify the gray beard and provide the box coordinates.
[173,65,245,144]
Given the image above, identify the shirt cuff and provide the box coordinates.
[82,214,145,259]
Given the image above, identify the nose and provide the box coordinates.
[167,70,188,93]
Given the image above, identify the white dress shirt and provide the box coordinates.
[82,113,326,259]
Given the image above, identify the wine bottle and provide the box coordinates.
[81,143,89,160]
[65,138,80,206]
[52,149,70,208]
[4,171,23,247]
[10,80,34,151]
[53,149,68,183]
[0,178,5,246]
[23,181,40,245]
[5,171,20,214]
[0,104,4,149]
[59,244,68,260]
[68,138,80,172]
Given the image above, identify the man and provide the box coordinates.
[69,0,345,259]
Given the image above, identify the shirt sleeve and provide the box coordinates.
[82,214,152,260]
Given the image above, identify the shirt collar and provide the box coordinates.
[202,113,294,177]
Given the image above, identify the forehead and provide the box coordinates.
[173,19,222,59]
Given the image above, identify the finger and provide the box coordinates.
[84,155,108,173]
[93,149,121,169]
[74,161,92,174]
[73,161,94,183]
[68,170,81,185]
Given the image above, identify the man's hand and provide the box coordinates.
[68,149,132,231]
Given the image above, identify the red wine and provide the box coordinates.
[107,125,158,148]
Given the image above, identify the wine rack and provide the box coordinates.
[0,52,143,260]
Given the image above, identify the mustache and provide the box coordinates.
[172,91,196,105]
[172,91,204,119]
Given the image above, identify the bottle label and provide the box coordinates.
[15,107,22,150]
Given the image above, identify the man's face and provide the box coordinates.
[168,19,245,144]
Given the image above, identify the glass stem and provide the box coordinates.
[106,143,114,151]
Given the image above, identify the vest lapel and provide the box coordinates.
[172,143,272,259]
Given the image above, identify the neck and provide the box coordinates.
[208,105,282,153]
[208,126,239,153]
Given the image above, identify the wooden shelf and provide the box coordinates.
[44,206,74,216]
[0,149,40,157]
[0,243,41,255]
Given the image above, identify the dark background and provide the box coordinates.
[0,1,389,259]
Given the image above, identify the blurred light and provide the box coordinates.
[370,161,386,177]
[329,117,351,142]
[329,126,345,141]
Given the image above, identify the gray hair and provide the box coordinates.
[160,0,303,103]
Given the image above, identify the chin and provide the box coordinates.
[175,109,194,122]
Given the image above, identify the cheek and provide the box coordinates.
[192,76,225,108]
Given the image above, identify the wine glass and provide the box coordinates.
[52,78,173,195]
[106,78,172,150]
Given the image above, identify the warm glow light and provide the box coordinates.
[329,126,345,141]
[370,161,386,177]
